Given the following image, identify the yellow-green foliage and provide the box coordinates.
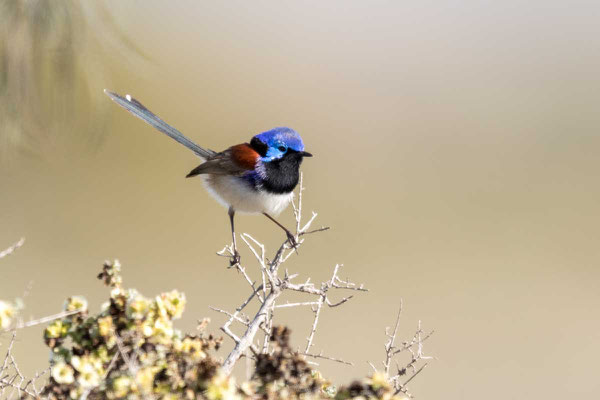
[41,261,405,400]
[0,300,16,330]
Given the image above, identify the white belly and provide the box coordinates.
[203,174,293,215]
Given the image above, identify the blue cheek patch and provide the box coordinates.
[264,147,284,161]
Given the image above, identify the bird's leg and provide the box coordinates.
[262,212,298,250]
[228,207,241,266]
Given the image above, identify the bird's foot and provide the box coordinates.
[286,231,299,253]
[230,250,241,267]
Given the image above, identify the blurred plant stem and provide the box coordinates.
[0,1,144,163]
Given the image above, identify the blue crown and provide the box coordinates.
[255,127,305,161]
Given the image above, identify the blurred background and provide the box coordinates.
[1,0,600,398]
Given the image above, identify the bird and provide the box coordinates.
[104,90,312,265]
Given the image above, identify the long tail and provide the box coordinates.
[104,90,216,159]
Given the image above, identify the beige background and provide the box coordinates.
[1,1,600,398]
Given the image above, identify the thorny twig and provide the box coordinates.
[3,309,85,333]
[384,301,403,375]
[0,238,55,399]
[297,264,367,354]
[374,303,435,398]
[212,174,366,374]
[300,350,354,366]
[0,332,47,399]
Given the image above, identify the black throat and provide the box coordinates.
[261,151,304,194]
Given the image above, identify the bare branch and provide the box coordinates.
[384,301,403,375]
[0,331,44,399]
[402,363,428,387]
[217,175,366,374]
[394,363,429,397]
[0,238,25,260]
[326,295,354,307]
[304,295,324,353]
[222,288,281,373]
[373,307,435,398]
[299,350,354,366]
[284,282,322,296]
[274,301,321,309]
[209,307,250,326]
[5,308,84,332]
[299,226,331,236]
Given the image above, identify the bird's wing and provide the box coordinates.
[186,144,259,178]
[104,90,216,160]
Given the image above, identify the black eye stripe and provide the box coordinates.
[278,146,286,152]
[250,137,269,157]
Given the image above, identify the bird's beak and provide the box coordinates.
[300,151,313,157]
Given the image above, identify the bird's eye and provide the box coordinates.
[278,146,286,152]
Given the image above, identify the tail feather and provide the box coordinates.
[104,90,216,159]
